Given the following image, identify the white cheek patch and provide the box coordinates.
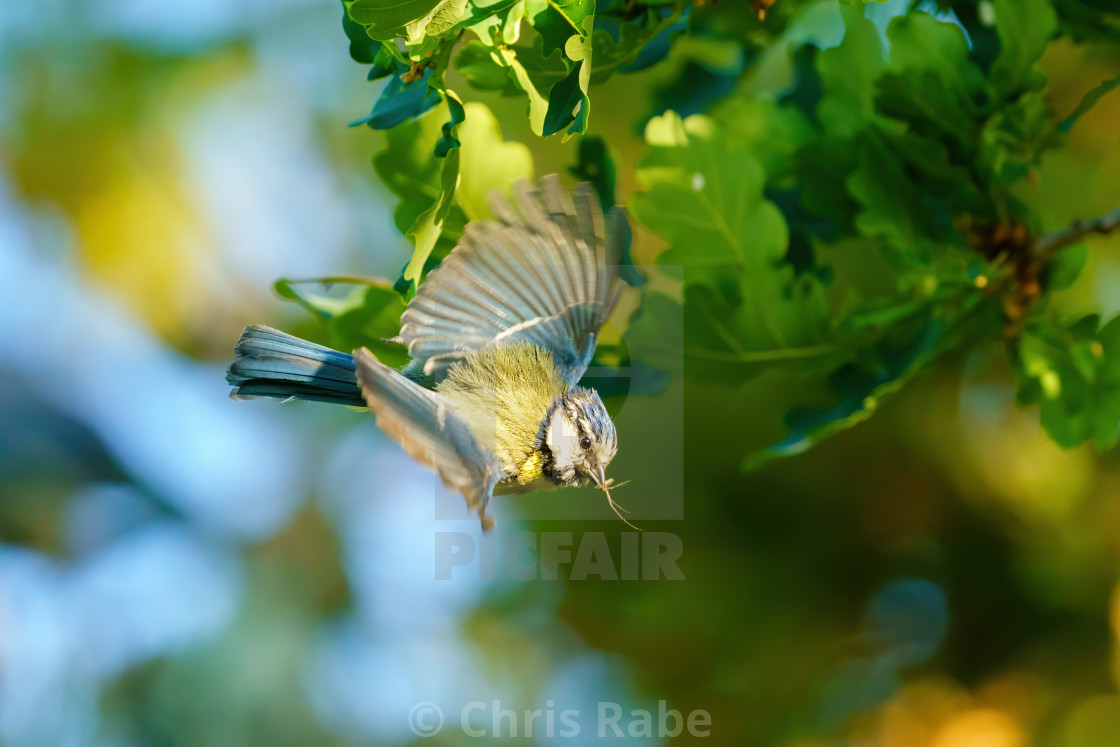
[547,413,581,469]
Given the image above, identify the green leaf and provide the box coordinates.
[349,65,441,129]
[882,11,987,127]
[342,1,391,66]
[980,88,1054,180]
[561,22,593,136]
[434,90,466,156]
[846,135,936,264]
[455,101,534,221]
[346,0,445,40]
[568,136,643,287]
[621,292,684,377]
[543,63,584,136]
[487,19,596,137]
[405,92,466,293]
[743,318,944,469]
[370,96,466,297]
[879,129,988,216]
[632,112,829,353]
[1013,314,1120,449]
[373,104,449,230]
[402,147,461,295]
[569,135,616,209]
[711,97,815,180]
[990,0,1057,97]
[454,41,519,91]
[409,0,471,41]
[466,0,527,46]
[795,138,861,232]
[632,112,787,269]
[1046,243,1088,292]
[524,0,593,56]
[586,10,686,84]
[815,4,887,138]
[498,44,553,135]
[493,32,594,137]
[874,69,976,146]
[887,11,974,80]
[743,290,993,469]
[373,99,527,295]
[275,277,369,322]
[626,281,834,389]
[333,285,412,366]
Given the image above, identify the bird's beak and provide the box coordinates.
[590,463,607,489]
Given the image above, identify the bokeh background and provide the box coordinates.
[3,0,1120,745]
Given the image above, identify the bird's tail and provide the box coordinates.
[225,325,365,407]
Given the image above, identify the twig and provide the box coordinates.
[1035,205,1120,256]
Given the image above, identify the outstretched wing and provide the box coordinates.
[399,174,628,386]
[353,348,504,527]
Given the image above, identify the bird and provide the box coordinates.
[225,175,630,529]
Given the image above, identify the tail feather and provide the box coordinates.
[226,325,365,407]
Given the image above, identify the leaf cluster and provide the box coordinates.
[624,0,1120,460]
[287,0,1120,464]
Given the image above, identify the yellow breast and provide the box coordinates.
[494,449,558,495]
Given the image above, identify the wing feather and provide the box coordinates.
[354,348,503,526]
[398,175,628,385]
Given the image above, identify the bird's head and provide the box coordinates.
[543,386,617,489]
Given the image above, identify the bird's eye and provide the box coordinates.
[580,437,591,450]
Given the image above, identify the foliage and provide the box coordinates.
[287,0,1120,464]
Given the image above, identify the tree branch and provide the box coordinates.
[1035,205,1120,255]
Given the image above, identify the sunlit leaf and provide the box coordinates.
[498,45,553,135]
[631,111,829,357]
[401,147,460,295]
[632,112,787,269]
[455,101,534,221]
[455,41,519,91]
[409,0,471,40]
[346,0,445,40]
[372,104,452,234]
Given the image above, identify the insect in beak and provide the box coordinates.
[590,464,641,531]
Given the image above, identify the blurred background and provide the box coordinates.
[3,0,1120,745]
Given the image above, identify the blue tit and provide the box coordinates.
[226,175,629,528]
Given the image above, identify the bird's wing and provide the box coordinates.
[399,174,628,387]
[354,348,504,526]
